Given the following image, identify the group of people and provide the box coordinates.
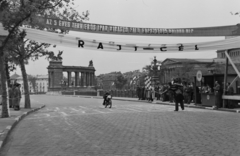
[136,78,190,111]
[137,80,194,99]
[213,81,236,109]
[9,83,22,110]
[136,84,160,102]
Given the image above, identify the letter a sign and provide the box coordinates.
[196,71,202,81]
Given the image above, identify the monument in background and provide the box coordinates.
[47,59,96,96]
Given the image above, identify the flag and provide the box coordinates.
[144,76,151,88]
[131,75,139,85]
[144,77,151,85]
[132,76,137,81]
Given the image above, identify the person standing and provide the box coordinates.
[150,85,155,102]
[155,84,160,100]
[168,82,174,103]
[161,78,184,111]
[136,85,141,100]
[172,79,184,111]
[141,86,145,100]
[147,85,152,102]
[226,82,234,108]
[186,83,193,104]
[8,84,14,108]
[213,81,220,109]
[13,83,21,110]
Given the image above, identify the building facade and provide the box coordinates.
[10,74,48,94]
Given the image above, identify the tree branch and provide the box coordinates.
[24,43,45,59]
[41,0,63,10]
[0,13,31,53]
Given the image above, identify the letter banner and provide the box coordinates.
[1,24,240,53]
[22,26,240,53]
[35,16,240,36]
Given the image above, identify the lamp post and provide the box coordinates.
[151,56,159,86]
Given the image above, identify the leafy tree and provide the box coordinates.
[171,62,194,83]
[0,0,89,117]
[6,31,53,108]
[114,74,128,90]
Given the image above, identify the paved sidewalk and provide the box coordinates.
[0,100,45,150]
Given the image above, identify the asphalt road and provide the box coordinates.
[0,95,240,156]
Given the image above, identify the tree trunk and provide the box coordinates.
[5,58,12,107]
[19,59,31,108]
[5,58,10,86]
[0,49,10,118]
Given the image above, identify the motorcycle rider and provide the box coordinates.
[103,91,111,105]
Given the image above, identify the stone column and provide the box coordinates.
[86,72,88,87]
[67,71,71,86]
[82,72,85,87]
[75,72,79,87]
[93,72,95,86]
[91,73,94,86]
[88,72,91,86]
[80,72,83,86]
[85,72,87,87]
[51,71,54,88]
[78,72,82,86]
[88,72,90,86]
[89,72,92,86]
[48,71,51,88]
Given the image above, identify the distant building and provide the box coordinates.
[160,58,219,83]
[35,75,48,93]
[10,74,48,94]
[160,48,240,86]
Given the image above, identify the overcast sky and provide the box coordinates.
[15,0,240,76]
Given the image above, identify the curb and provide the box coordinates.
[155,101,240,113]
[0,105,46,151]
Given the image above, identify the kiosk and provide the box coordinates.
[200,74,237,107]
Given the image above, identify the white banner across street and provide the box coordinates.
[1,24,240,53]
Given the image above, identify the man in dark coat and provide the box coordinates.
[13,83,21,110]
[141,86,145,100]
[136,85,141,100]
[213,81,220,109]
[170,78,184,111]
[161,78,184,111]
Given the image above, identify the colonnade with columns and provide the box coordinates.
[65,71,95,87]
[48,71,95,88]
[47,61,96,91]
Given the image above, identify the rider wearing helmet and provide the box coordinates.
[103,91,111,105]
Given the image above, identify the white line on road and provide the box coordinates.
[55,107,60,111]
[60,112,68,116]
[78,106,89,110]
[69,107,86,114]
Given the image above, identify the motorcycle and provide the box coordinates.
[104,95,112,108]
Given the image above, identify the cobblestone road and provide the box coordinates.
[0,95,240,156]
